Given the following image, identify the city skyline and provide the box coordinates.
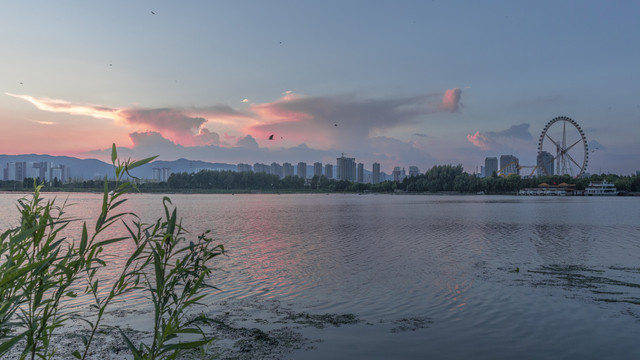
[2,1,639,175]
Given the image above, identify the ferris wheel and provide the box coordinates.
[537,116,589,178]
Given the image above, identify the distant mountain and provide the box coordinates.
[0,154,113,180]
[0,154,237,180]
[0,154,393,181]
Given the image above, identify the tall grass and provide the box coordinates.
[0,145,224,359]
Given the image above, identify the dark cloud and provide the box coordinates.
[367,136,437,169]
[276,93,441,129]
[467,123,533,152]
[120,108,206,135]
[486,123,532,141]
[249,92,453,153]
[129,131,181,152]
[235,135,259,149]
[194,128,221,146]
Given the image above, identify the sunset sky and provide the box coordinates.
[2,1,639,174]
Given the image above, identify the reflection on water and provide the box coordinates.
[1,193,640,359]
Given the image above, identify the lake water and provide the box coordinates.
[1,193,640,359]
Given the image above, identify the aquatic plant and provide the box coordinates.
[0,144,223,359]
[0,182,76,359]
[118,197,224,359]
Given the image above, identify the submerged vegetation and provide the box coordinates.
[0,145,224,359]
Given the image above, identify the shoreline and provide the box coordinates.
[2,189,639,196]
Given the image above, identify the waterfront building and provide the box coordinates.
[372,163,380,184]
[357,163,364,183]
[297,162,307,179]
[408,166,420,178]
[237,163,252,173]
[336,155,356,181]
[270,162,283,178]
[314,162,323,178]
[283,163,294,177]
[324,164,333,179]
[537,151,554,176]
[500,155,519,176]
[484,157,498,178]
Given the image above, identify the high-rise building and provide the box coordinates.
[297,162,307,179]
[392,166,403,182]
[500,155,519,176]
[484,157,498,177]
[537,151,554,176]
[313,162,323,178]
[237,163,252,172]
[6,162,27,181]
[372,163,380,184]
[26,162,42,180]
[324,164,333,179]
[283,163,294,177]
[152,167,172,182]
[253,163,270,173]
[162,168,171,182]
[50,164,68,183]
[270,162,283,178]
[336,155,356,181]
[357,163,364,183]
[408,166,420,177]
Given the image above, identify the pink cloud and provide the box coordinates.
[7,90,465,169]
[6,93,118,120]
[466,131,491,150]
[440,88,462,112]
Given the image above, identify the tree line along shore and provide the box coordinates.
[1,165,639,195]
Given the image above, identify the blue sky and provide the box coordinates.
[1,1,639,175]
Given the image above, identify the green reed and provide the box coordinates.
[0,144,223,359]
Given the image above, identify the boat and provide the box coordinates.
[584,180,618,196]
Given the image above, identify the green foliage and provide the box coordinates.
[0,144,222,360]
[119,198,224,359]
[165,170,304,191]
[0,182,77,360]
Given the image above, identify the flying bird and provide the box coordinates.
[334,124,338,127]
[268,134,274,140]
[151,11,156,14]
